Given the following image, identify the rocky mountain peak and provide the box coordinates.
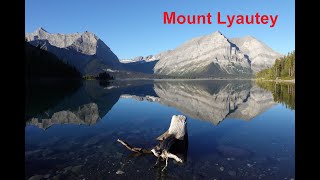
[82,31,99,40]
[34,27,49,37]
[211,30,228,40]
[36,27,48,33]
[25,27,120,74]
[212,30,224,36]
[154,31,252,77]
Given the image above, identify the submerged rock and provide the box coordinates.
[220,167,224,171]
[247,163,253,167]
[71,165,83,173]
[28,175,43,180]
[52,174,62,180]
[64,166,73,172]
[116,170,124,175]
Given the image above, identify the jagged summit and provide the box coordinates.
[211,31,230,41]
[36,27,47,32]
[82,31,99,39]
[25,27,121,74]
[212,30,223,36]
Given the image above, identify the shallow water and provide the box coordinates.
[25,80,295,180]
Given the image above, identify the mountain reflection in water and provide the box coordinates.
[27,80,292,128]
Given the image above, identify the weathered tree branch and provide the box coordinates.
[117,115,188,171]
[167,152,183,163]
[117,139,151,154]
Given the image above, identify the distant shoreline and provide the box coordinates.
[154,78,254,81]
[85,78,296,83]
[115,78,255,81]
[255,79,295,83]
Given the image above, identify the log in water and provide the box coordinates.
[117,115,188,171]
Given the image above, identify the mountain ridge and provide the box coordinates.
[124,31,282,77]
[26,28,121,75]
[26,28,282,78]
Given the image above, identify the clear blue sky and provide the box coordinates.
[26,0,295,59]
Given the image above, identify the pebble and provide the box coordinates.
[116,170,124,175]
[220,167,224,171]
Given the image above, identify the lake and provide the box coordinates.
[25,80,295,180]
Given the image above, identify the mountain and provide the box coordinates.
[26,28,282,78]
[25,27,121,75]
[230,36,282,72]
[121,57,159,74]
[153,31,282,77]
[153,31,252,77]
[122,61,158,74]
[120,51,171,74]
[120,55,158,64]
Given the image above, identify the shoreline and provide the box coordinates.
[115,78,255,81]
[84,78,295,83]
[255,79,295,83]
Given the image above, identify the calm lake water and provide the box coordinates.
[25,80,295,180]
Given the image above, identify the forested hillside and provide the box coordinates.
[25,42,82,79]
[256,51,295,80]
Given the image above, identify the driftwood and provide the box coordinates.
[117,115,188,171]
